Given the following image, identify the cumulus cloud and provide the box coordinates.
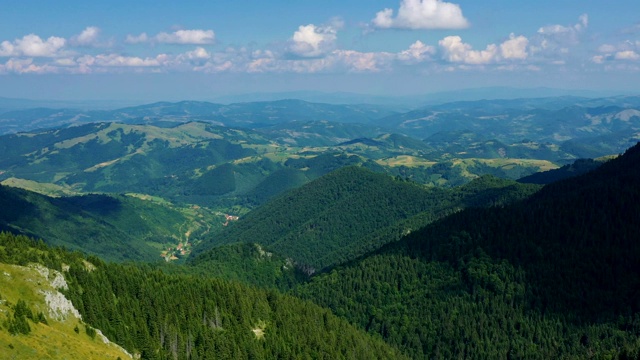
[438,34,529,65]
[335,50,394,72]
[439,36,498,64]
[289,24,338,58]
[183,47,210,60]
[70,26,101,47]
[614,50,640,61]
[0,58,57,74]
[592,39,640,64]
[125,33,149,44]
[80,54,164,67]
[156,29,215,45]
[125,29,216,45]
[372,0,469,30]
[500,33,529,60]
[0,34,66,57]
[397,40,436,64]
[537,14,588,47]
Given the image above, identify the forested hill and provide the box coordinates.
[517,157,604,184]
[294,142,640,359]
[0,185,216,262]
[0,232,406,359]
[195,166,539,272]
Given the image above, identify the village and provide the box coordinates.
[161,213,239,262]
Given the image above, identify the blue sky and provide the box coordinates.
[1,0,639,101]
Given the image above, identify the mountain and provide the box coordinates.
[517,157,605,184]
[0,99,397,134]
[257,120,386,147]
[0,232,406,359]
[197,166,540,272]
[0,122,270,206]
[294,142,640,359]
[374,97,640,159]
[0,247,132,359]
[0,184,219,262]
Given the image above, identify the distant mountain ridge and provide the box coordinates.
[0,99,397,134]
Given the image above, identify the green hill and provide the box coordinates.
[197,166,539,272]
[294,142,640,359]
[0,185,219,262]
[0,259,132,359]
[0,232,406,359]
[164,242,307,291]
[517,157,605,184]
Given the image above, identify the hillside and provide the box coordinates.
[517,157,605,184]
[163,242,307,291]
[197,166,540,272]
[0,185,219,262]
[0,248,131,360]
[0,122,397,209]
[294,142,640,359]
[0,232,406,359]
[376,97,640,142]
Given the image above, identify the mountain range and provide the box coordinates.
[1,92,640,359]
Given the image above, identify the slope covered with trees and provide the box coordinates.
[294,142,640,359]
[0,185,217,262]
[197,166,539,272]
[0,232,406,359]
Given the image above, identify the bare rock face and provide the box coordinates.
[41,290,82,321]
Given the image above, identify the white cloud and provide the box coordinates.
[439,36,498,65]
[538,14,588,35]
[156,29,215,45]
[537,14,588,46]
[334,50,393,72]
[183,47,210,60]
[88,54,163,67]
[397,40,436,64]
[71,26,101,47]
[372,0,469,30]
[125,33,149,44]
[0,34,66,57]
[289,24,338,58]
[592,39,640,64]
[615,50,640,61]
[0,58,57,74]
[500,33,528,60]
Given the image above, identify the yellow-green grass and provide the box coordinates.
[376,155,437,168]
[0,263,131,359]
[0,178,81,198]
[452,158,559,172]
[448,158,559,180]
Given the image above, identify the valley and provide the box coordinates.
[1,94,639,359]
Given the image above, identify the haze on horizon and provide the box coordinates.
[1,0,639,101]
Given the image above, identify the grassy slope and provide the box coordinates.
[0,262,130,359]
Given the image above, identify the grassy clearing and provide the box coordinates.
[376,155,437,168]
[0,178,80,197]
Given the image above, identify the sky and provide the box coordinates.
[1,0,639,101]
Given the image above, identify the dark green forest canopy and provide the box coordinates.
[195,166,539,272]
[0,232,406,359]
[0,186,210,262]
[294,142,640,359]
